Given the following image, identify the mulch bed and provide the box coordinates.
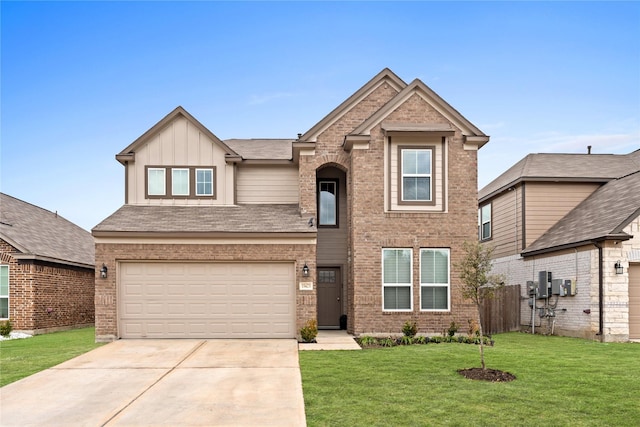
[457,368,516,382]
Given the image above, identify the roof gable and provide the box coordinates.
[0,193,94,268]
[299,68,407,142]
[116,106,238,164]
[349,78,488,142]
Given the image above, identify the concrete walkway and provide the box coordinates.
[0,339,306,427]
[298,330,361,351]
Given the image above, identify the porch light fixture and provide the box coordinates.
[100,264,108,279]
[302,263,310,277]
[614,261,623,275]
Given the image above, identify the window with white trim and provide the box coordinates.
[318,180,337,226]
[147,168,166,196]
[196,168,214,196]
[0,265,8,319]
[382,248,412,311]
[420,248,450,311]
[479,203,491,240]
[171,168,189,196]
[401,148,432,202]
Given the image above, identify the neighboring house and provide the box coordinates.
[479,150,640,342]
[0,193,95,333]
[93,68,490,341]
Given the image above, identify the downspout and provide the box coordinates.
[594,241,604,341]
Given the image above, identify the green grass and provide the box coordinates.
[300,333,640,426]
[0,327,104,387]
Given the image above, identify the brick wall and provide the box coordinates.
[1,238,94,333]
[95,242,315,341]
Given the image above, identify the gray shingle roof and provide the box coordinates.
[224,139,294,160]
[0,193,95,268]
[479,152,640,201]
[92,204,316,234]
[522,170,640,256]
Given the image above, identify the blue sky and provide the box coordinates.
[2,1,639,231]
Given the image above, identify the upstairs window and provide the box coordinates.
[147,168,166,196]
[479,203,492,240]
[382,248,412,311]
[400,147,432,204]
[172,169,189,196]
[196,169,214,196]
[318,180,338,227]
[420,248,450,311]
[146,166,216,199]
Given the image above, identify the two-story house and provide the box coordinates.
[92,68,490,341]
[479,150,640,342]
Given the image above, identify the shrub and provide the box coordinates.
[380,337,396,347]
[0,319,13,337]
[399,335,414,345]
[358,336,378,347]
[402,320,418,337]
[447,321,459,337]
[300,319,318,343]
[414,336,427,344]
[468,318,480,337]
[430,336,442,343]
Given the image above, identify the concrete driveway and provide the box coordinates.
[0,339,306,427]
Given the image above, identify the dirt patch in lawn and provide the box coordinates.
[458,368,516,382]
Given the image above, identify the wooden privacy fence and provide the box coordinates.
[480,284,521,335]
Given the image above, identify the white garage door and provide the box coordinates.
[119,262,295,339]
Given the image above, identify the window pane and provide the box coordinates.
[319,181,336,225]
[148,169,165,196]
[421,286,448,310]
[421,249,449,284]
[416,150,431,174]
[0,266,8,296]
[172,169,189,196]
[196,169,213,196]
[384,286,411,310]
[383,249,411,284]
[0,298,7,319]
[402,150,417,174]
[416,177,431,200]
[481,204,491,222]
[482,223,491,240]
[403,177,417,200]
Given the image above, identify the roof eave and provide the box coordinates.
[92,230,317,239]
[12,253,95,270]
[521,234,632,258]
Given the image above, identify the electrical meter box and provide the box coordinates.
[551,279,563,295]
[537,271,549,299]
[563,279,576,296]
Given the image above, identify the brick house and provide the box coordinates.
[0,193,95,333]
[93,68,490,341]
[479,150,640,341]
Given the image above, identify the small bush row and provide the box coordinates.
[356,334,493,348]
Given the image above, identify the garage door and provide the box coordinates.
[630,264,640,340]
[119,262,295,338]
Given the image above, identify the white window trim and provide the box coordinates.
[420,248,451,312]
[171,168,190,196]
[195,168,214,196]
[479,204,492,240]
[147,167,166,196]
[0,265,9,320]
[401,148,432,203]
[382,248,413,312]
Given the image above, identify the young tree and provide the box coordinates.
[456,241,504,370]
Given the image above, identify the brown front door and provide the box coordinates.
[317,267,342,328]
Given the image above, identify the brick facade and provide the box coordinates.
[94,242,315,341]
[1,238,95,333]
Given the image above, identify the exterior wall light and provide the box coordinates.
[100,264,108,279]
[302,262,310,277]
[614,260,623,275]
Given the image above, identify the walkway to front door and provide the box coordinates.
[317,267,342,328]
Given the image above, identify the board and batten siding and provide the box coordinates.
[524,182,601,247]
[489,185,522,259]
[126,116,235,205]
[235,165,299,204]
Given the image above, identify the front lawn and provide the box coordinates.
[0,327,104,387]
[299,332,640,426]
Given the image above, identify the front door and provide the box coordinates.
[317,267,342,328]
